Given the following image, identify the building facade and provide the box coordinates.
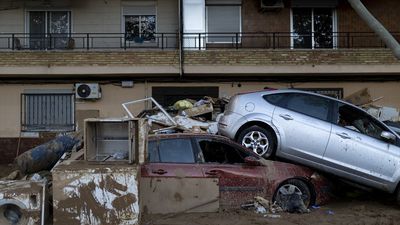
[0,0,400,163]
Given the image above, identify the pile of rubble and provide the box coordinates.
[122,96,229,135]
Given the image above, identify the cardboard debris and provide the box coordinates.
[182,103,214,117]
[344,88,372,106]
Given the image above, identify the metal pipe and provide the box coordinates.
[347,0,400,59]
[178,0,184,78]
[41,182,46,225]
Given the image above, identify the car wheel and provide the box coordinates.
[273,179,313,213]
[237,125,276,159]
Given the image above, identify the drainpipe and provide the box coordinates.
[178,0,184,78]
[347,0,400,59]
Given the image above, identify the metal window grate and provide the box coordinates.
[21,93,75,132]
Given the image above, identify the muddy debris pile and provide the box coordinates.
[126,96,230,135]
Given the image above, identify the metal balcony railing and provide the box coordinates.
[0,32,399,50]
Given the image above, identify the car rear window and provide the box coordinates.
[263,93,288,107]
[158,138,195,163]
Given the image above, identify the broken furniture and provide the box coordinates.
[51,117,146,225]
[52,161,140,225]
[0,180,48,225]
[84,118,145,163]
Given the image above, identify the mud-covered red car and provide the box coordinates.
[141,133,330,208]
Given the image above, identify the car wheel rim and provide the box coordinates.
[242,131,269,156]
[276,184,309,207]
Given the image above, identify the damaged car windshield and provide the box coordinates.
[197,139,249,164]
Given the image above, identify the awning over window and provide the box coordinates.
[291,0,338,8]
[205,0,242,5]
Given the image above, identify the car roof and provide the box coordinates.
[148,133,261,157]
[148,133,231,141]
[238,89,358,108]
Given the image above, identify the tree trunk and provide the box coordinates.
[347,0,400,59]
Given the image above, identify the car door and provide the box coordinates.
[194,137,266,207]
[323,102,397,189]
[270,93,333,166]
[141,137,203,179]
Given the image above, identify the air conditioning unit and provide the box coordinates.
[261,0,284,9]
[75,83,101,99]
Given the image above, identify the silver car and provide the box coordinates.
[218,89,400,201]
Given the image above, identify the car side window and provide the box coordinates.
[197,139,249,164]
[263,93,289,108]
[285,93,331,121]
[152,138,195,163]
[335,102,389,140]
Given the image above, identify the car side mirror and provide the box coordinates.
[381,131,396,142]
[244,156,262,166]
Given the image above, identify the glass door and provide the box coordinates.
[29,11,46,49]
[29,11,71,49]
[292,8,334,49]
[48,11,71,49]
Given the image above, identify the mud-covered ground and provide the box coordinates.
[2,164,399,225]
[143,186,399,225]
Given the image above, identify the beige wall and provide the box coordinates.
[1,81,400,137]
[0,0,178,34]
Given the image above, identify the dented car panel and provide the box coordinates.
[52,161,139,225]
[146,133,330,207]
[0,180,48,225]
[219,89,400,194]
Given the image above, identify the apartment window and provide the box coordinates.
[123,2,156,43]
[28,11,71,49]
[291,8,335,48]
[125,15,156,42]
[206,0,241,43]
[21,91,75,132]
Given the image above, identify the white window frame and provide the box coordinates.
[290,8,337,49]
[205,5,242,44]
[24,9,72,48]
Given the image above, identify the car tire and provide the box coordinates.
[237,125,276,159]
[273,179,314,212]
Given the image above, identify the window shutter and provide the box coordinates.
[291,0,338,8]
[207,6,241,42]
[22,90,75,132]
[122,1,156,15]
[205,0,241,5]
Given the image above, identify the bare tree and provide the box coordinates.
[347,0,400,59]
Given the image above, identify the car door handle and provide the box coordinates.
[279,114,294,120]
[336,132,351,139]
[205,170,218,176]
[152,169,167,175]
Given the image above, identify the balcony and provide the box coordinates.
[1,32,399,78]
[1,32,399,51]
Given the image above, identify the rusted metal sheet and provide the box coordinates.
[140,177,219,214]
[52,161,139,225]
[0,180,48,225]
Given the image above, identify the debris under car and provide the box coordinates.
[2,88,400,224]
